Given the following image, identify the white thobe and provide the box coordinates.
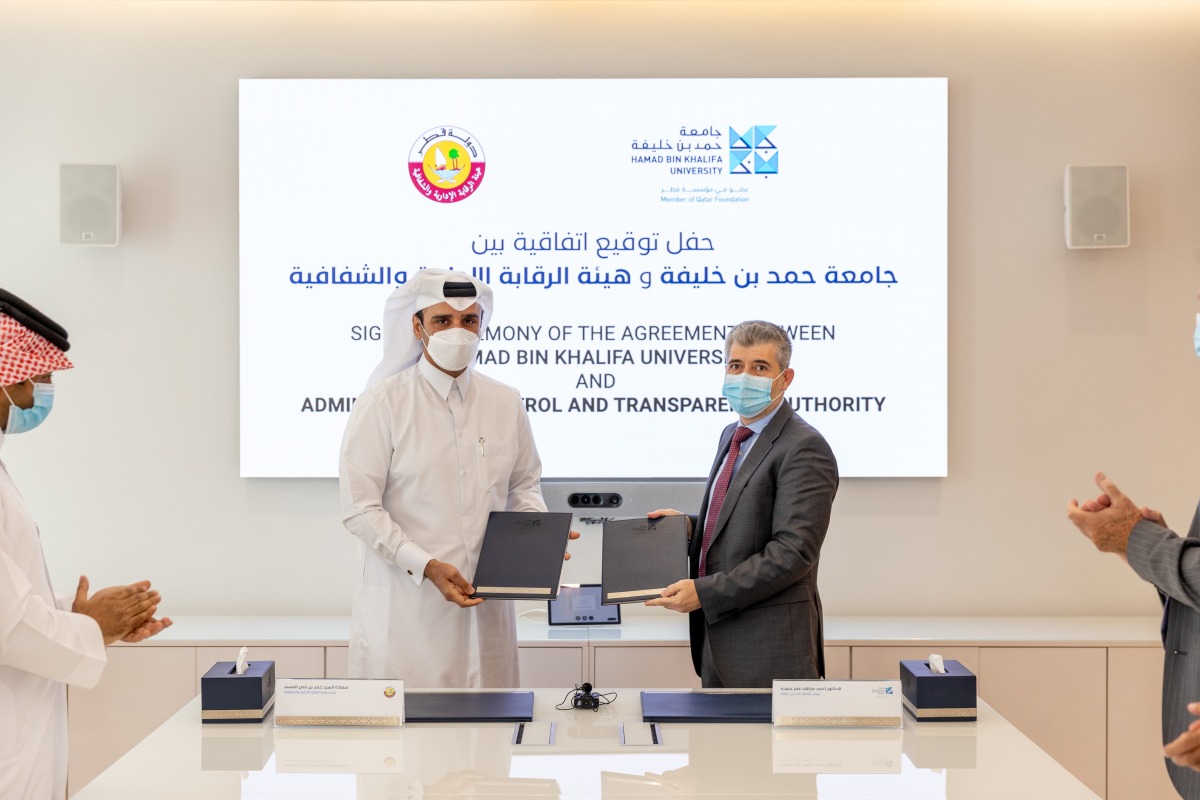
[0,431,106,800]
[339,359,546,687]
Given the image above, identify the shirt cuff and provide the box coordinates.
[64,614,108,688]
[395,540,435,586]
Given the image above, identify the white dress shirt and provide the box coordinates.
[339,358,546,687]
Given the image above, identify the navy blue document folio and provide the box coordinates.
[640,691,773,723]
[404,691,535,723]
[601,516,688,605]
[470,511,573,600]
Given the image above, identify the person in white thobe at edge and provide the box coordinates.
[340,269,574,688]
[0,288,171,800]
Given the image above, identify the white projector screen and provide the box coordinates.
[239,78,947,479]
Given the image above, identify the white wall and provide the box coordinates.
[1,0,1198,617]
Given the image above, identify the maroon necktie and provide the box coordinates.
[698,426,753,577]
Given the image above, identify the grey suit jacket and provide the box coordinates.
[1126,498,1200,800]
[688,402,839,687]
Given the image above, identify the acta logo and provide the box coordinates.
[409,126,487,203]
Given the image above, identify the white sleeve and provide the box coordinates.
[339,387,432,585]
[0,549,106,688]
[506,402,547,513]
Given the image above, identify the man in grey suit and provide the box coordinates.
[648,320,839,687]
[1069,472,1200,798]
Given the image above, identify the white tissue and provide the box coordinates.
[928,653,947,674]
[235,647,250,675]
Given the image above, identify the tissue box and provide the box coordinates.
[899,659,976,722]
[201,660,276,724]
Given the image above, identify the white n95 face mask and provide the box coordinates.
[422,326,481,372]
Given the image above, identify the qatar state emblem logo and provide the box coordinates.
[408,126,487,203]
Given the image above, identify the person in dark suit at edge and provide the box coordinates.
[647,320,839,687]
[1068,287,1200,799]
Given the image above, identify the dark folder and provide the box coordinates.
[601,516,688,604]
[471,511,573,600]
[404,691,535,723]
[640,691,773,723]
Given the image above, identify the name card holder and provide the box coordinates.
[772,680,902,728]
[275,679,404,727]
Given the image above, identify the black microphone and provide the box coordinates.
[572,682,600,711]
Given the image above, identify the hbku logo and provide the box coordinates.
[729,126,777,175]
[408,126,487,203]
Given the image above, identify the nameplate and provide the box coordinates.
[772,680,902,728]
[275,679,404,727]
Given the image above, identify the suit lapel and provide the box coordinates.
[710,403,793,549]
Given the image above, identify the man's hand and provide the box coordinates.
[646,579,701,613]
[122,616,174,643]
[72,577,160,645]
[1067,472,1142,557]
[564,529,580,561]
[1141,506,1167,528]
[1165,702,1200,771]
[1080,495,1165,529]
[647,508,693,538]
[1077,492,1111,513]
[424,560,484,608]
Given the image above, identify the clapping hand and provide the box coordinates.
[1165,703,1200,771]
[72,577,168,645]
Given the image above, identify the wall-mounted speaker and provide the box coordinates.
[1064,164,1128,250]
[60,164,121,246]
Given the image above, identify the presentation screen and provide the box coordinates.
[240,78,947,479]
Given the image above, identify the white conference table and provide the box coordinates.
[74,688,1100,799]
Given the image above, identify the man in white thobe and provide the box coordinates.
[0,289,170,799]
[340,269,564,688]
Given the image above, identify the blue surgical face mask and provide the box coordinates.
[722,372,783,419]
[1194,313,1200,359]
[3,382,55,434]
